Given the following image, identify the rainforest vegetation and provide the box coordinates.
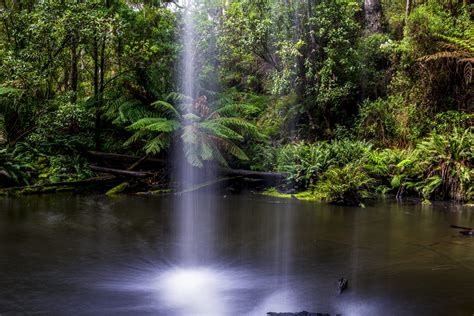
[0,0,472,205]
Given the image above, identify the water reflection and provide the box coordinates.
[0,194,473,315]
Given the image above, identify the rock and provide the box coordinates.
[338,278,348,294]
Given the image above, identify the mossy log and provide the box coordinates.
[87,151,166,170]
[218,167,287,183]
[0,176,118,196]
[87,151,287,191]
[90,166,154,177]
[106,182,129,195]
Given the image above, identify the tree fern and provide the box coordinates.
[125,94,263,167]
[150,100,181,118]
[418,33,473,85]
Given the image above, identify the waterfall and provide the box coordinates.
[174,0,216,267]
[175,0,197,266]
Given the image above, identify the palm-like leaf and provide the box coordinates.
[150,100,181,118]
[207,103,260,119]
[125,94,264,167]
[128,118,181,132]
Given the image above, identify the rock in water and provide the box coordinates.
[267,313,329,316]
[338,278,348,294]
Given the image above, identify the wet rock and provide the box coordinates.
[267,313,340,316]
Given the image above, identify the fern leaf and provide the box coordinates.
[144,134,171,154]
[150,100,180,118]
[199,121,244,141]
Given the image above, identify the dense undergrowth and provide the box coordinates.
[0,0,472,205]
[262,126,473,205]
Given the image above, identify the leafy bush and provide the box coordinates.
[313,162,373,206]
[245,142,278,171]
[13,142,93,184]
[409,128,473,202]
[430,111,473,134]
[364,147,415,195]
[364,128,473,202]
[275,142,332,189]
[275,139,371,189]
[126,94,263,167]
[356,98,398,146]
[356,33,392,98]
[28,97,95,151]
[0,148,30,186]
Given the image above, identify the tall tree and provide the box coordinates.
[364,0,383,33]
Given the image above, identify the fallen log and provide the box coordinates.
[218,168,287,181]
[88,151,287,181]
[0,176,117,196]
[88,151,165,165]
[451,224,473,231]
[90,166,153,178]
[175,177,238,195]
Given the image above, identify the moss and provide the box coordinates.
[106,182,129,196]
[151,188,172,194]
[422,199,432,205]
[261,188,324,202]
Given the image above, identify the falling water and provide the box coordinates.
[160,1,296,314]
[181,0,196,101]
[175,0,198,266]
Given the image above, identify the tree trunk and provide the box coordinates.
[364,0,383,33]
[93,38,100,150]
[70,36,78,104]
[95,35,106,151]
[405,0,412,18]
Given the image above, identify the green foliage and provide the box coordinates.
[364,147,414,194]
[274,129,473,203]
[356,33,392,98]
[313,162,373,206]
[275,140,371,189]
[430,111,473,134]
[0,148,30,186]
[409,128,473,202]
[28,96,95,150]
[0,0,471,202]
[13,142,94,184]
[363,128,473,202]
[106,182,129,196]
[276,142,331,188]
[126,94,263,167]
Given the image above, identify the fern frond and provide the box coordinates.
[150,100,181,118]
[211,136,249,161]
[182,113,201,122]
[418,51,470,62]
[0,87,22,97]
[127,118,180,132]
[199,121,244,141]
[183,143,203,167]
[124,130,148,146]
[207,103,260,119]
[212,117,264,139]
[209,142,228,167]
[144,134,171,154]
[199,138,214,161]
[437,34,474,53]
[146,120,181,133]
[166,92,193,104]
[181,125,199,145]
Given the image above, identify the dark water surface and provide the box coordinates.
[0,194,473,315]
